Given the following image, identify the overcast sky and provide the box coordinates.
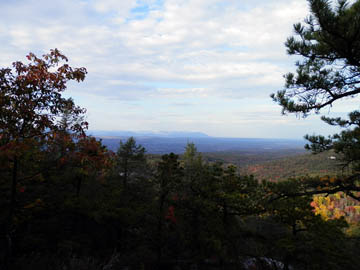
[1,0,358,138]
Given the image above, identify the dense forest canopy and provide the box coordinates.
[1,0,360,270]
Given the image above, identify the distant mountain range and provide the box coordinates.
[88,130,210,138]
[88,130,307,154]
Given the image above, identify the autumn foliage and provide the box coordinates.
[0,49,112,250]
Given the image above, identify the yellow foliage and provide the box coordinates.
[312,192,360,224]
[320,176,329,181]
[333,208,345,219]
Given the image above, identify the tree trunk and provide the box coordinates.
[9,157,18,225]
[156,193,166,268]
[123,158,128,189]
[76,176,82,197]
[4,157,18,269]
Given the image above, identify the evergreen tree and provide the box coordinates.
[271,0,360,115]
[153,153,183,267]
[271,0,360,198]
[116,137,146,188]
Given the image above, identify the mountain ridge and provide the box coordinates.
[92,133,307,154]
[88,130,210,138]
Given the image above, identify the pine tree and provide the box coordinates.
[271,0,360,199]
[116,137,146,188]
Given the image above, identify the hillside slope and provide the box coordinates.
[238,151,345,181]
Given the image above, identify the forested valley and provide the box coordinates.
[2,0,360,269]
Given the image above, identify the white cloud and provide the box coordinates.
[2,0,339,138]
[156,87,209,98]
[92,0,137,14]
